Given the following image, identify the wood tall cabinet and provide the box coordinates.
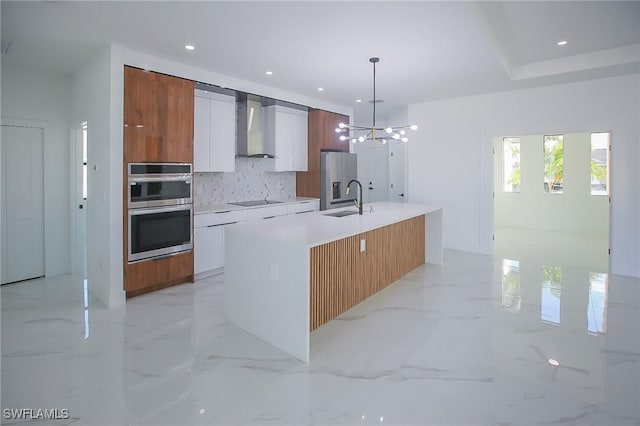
[123,66,194,298]
[296,109,350,198]
[123,66,194,163]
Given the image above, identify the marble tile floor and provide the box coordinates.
[1,229,639,425]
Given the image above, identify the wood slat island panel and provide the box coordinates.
[310,215,425,330]
[310,234,359,330]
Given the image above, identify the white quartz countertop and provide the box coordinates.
[225,201,441,248]
[195,197,319,214]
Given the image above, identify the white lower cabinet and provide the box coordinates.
[194,200,319,276]
[194,210,246,276]
[194,225,224,274]
[244,204,289,221]
[287,200,319,214]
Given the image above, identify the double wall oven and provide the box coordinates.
[127,163,193,262]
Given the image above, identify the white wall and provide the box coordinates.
[388,106,410,128]
[494,133,609,236]
[71,47,122,307]
[1,64,72,277]
[408,73,640,278]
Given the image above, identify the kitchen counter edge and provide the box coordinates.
[194,197,319,215]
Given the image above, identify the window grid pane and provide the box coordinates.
[590,132,609,196]
[544,135,563,194]
[503,137,520,193]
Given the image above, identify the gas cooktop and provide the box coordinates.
[228,200,283,207]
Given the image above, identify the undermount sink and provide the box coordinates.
[323,210,360,218]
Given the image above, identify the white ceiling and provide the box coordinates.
[2,1,639,118]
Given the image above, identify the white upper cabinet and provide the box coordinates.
[264,105,308,172]
[194,89,236,172]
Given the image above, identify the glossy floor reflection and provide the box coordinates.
[2,230,639,425]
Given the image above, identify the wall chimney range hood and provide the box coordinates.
[236,93,275,158]
[236,93,308,159]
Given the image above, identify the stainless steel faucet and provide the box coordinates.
[346,179,363,215]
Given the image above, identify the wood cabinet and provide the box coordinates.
[125,251,194,298]
[194,89,236,172]
[123,66,194,163]
[264,105,308,172]
[297,109,350,198]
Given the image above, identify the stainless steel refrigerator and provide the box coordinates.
[320,151,358,210]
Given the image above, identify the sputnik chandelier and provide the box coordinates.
[335,57,417,144]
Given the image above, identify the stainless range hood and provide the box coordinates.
[236,93,275,158]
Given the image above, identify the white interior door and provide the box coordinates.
[1,125,45,284]
[366,146,389,203]
[389,142,407,202]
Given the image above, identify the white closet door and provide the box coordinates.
[389,142,407,202]
[366,146,389,203]
[1,125,45,284]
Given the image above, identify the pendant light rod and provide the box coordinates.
[371,57,378,129]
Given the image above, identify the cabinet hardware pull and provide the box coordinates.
[215,210,231,214]
[207,221,237,227]
[263,216,276,219]
[295,210,314,214]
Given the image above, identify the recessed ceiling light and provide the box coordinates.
[548,358,560,366]
[317,87,324,92]
[265,71,273,75]
[185,44,195,50]
[557,40,568,46]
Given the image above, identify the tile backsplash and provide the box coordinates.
[194,157,296,209]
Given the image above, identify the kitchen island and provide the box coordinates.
[225,201,443,362]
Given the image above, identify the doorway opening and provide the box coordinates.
[493,131,611,278]
[71,122,88,278]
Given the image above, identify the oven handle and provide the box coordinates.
[129,175,192,184]
[129,204,192,215]
[150,253,180,261]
